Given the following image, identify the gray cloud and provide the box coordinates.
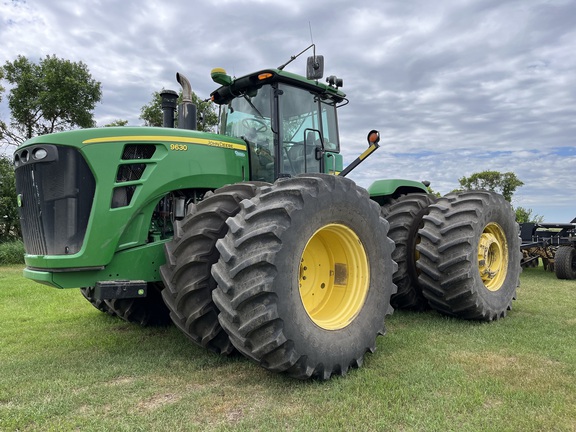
[1,0,574,221]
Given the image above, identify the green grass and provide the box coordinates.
[1,265,575,431]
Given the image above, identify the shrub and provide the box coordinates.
[0,240,25,265]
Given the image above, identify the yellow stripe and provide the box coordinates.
[358,144,377,161]
[82,135,247,151]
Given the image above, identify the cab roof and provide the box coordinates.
[210,68,346,106]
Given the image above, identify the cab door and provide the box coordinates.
[278,84,324,176]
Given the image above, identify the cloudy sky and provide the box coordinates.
[1,0,575,222]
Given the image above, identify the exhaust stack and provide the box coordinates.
[176,73,197,130]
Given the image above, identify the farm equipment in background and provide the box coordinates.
[12,47,522,380]
[520,218,576,280]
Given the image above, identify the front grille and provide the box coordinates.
[14,145,96,255]
[16,164,47,255]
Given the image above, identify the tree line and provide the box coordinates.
[0,55,542,242]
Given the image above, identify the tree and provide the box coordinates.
[458,171,524,202]
[426,185,442,198]
[0,155,21,242]
[104,119,128,127]
[0,68,4,102]
[0,68,6,147]
[515,206,544,224]
[139,90,218,132]
[457,170,543,223]
[1,55,102,147]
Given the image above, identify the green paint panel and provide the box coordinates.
[368,179,428,198]
[18,127,248,278]
[24,238,168,289]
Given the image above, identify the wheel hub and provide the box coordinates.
[299,224,369,330]
[478,222,508,291]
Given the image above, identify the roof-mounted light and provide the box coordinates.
[258,72,273,81]
[326,75,343,89]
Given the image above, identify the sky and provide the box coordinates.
[1,0,575,222]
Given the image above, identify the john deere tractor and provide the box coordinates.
[13,47,521,379]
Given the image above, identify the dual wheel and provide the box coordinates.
[384,191,521,320]
[161,174,396,379]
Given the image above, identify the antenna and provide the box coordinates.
[277,43,315,71]
[308,22,317,64]
[277,26,324,80]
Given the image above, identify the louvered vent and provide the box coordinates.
[111,144,156,208]
[116,164,146,182]
[111,186,137,209]
[122,144,156,160]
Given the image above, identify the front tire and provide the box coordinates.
[80,287,116,316]
[105,282,171,326]
[212,174,396,380]
[417,191,521,321]
[160,183,263,355]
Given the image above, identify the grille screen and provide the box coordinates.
[15,146,95,255]
[116,164,146,182]
[122,144,156,160]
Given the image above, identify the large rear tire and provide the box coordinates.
[105,282,171,326]
[212,174,396,380]
[554,246,576,280]
[384,193,437,310]
[417,191,521,321]
[160,183,263,355]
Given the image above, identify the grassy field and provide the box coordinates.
[1,265,575,432]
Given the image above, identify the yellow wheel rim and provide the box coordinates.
[299,224,369,330]
[478,222,509,292]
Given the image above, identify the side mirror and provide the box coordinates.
[306,55,324,80]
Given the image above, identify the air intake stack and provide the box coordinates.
[160,90,178,128]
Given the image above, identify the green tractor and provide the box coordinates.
[13,47,521,379]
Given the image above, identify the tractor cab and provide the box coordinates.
[210,65,346,182]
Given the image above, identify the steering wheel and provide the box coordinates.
[242,118,268,133]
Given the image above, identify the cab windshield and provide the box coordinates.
[220,81,340,182]
[220,85,275,182]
